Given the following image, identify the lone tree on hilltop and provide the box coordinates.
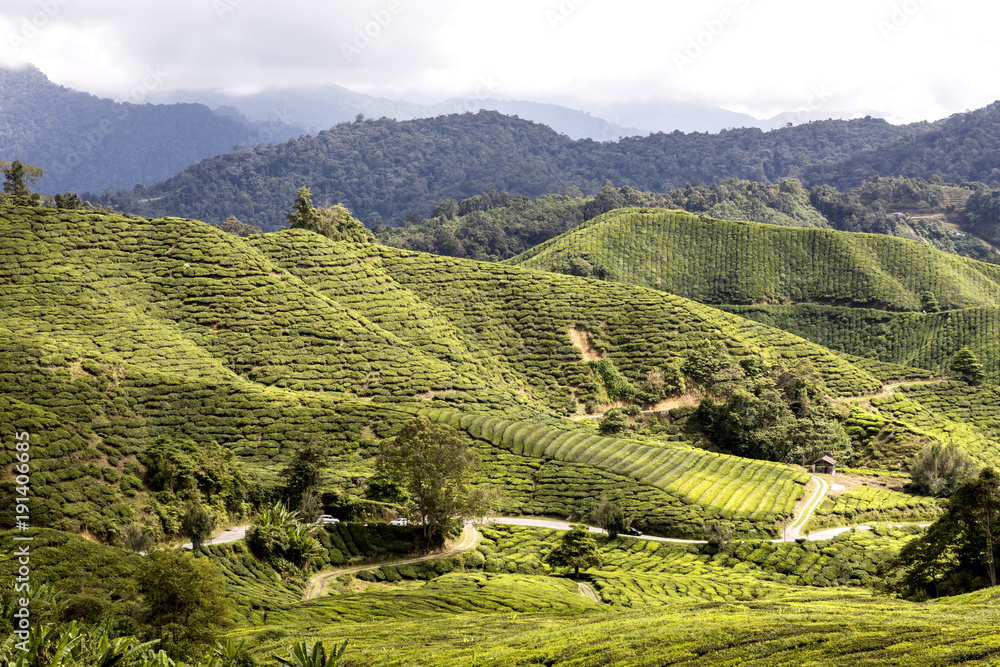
[951,347,985,385]
[286,186,374,243]
[376,417,496,541]
[545,524,602,578]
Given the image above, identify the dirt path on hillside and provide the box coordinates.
[568,325,602,362]
[784,475,828,540]
[302,523,480,601]
[578,582,600,602]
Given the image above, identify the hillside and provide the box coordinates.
[10,205,1000,665]
[0,205,903,540]
[508,208,1000,311]
[0,65,302,195]
[803,101,1000,190]
[97,111,924,229]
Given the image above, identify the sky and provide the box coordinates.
[1,0,998,124]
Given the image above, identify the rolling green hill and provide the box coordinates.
[508,208,1000,311]
[0,204,894,540]
[11,204,1000,666]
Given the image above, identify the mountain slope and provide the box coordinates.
[0,64,298,194]
[804,101,1000,190]
[101,111,925,229]
[508,208,1000,311]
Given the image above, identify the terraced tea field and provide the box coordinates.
[508,208,1000,311]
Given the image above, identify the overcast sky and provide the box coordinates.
[1,0,996,123]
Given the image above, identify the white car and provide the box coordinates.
[389,518,411,526]
[315,515,340,525]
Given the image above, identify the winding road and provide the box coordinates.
[302,523,479,601]
[192,466,911,603]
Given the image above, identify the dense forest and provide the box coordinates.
[803,102,1000,190]
[94,110,927,229]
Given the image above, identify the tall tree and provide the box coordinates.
[1,160,42,206]
[137,549,234,659]
[891,467,1000,598]
[376,417,494,541]
[280,441,328,507]
[951,347,986,385]
[180,502,215,554]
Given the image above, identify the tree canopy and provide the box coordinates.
[376,417,494,541]
[890,467,1000,599]
[544,524,602,577]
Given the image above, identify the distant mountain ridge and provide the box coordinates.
[100,110,924,229]
[0,64,304,194]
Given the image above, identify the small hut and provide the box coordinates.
[810,455,836,475]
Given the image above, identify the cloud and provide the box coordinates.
[1,0,999,122]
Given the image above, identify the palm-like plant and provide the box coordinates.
[275,640,348,667]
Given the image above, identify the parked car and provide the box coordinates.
[389,518,411,526]
[625,526,642,537]
[315,515,340,525]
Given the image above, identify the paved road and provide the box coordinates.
[180,524,249,550]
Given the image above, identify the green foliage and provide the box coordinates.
[275,639,348,667]
[889,467,1000,598]
[140,437,249,514]
[216,216,262,237]
[951,346,986,384]
[180,502,215,554]
[280,442,328,507]
[1,161,42,207]
[808,485,942,531]
[377,417,491,541]
[590,496,627,538]
[598,408,628,436]
[511,208,1000,311]
[909,441,977,497]
[544,524,602,577]
[137,549,234,659]
[245,503,323,571]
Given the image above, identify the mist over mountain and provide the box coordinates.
[0,65,305,194]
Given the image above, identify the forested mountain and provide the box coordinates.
[0,65,303,194]
[803,102,1000,190]
[97,110,926,229]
